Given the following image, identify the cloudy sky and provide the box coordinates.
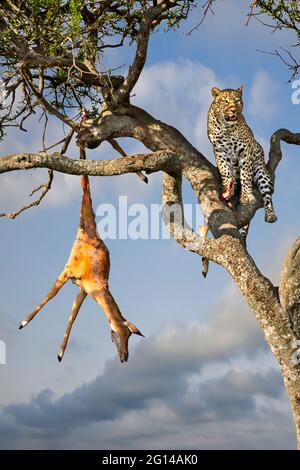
[0,0,299,450]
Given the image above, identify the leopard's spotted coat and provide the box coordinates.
[207,86,277,223]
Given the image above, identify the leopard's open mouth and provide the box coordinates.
[225,115,238,122]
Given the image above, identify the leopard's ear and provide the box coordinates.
[211,87,221,98]
[237,85,243,96]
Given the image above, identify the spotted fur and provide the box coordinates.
[207,86,277,223]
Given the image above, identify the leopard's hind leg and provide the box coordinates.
[253,143,277,223]
[254,166,277,223]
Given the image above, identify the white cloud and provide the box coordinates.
[186,0,296,52]
[133,59,222,156]
[248,70,279,121]
[0,170,80,212]
[0,284,294,450]
[0,118,81,211]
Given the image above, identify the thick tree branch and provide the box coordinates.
[162,171,218,258]
[162,163,292,360]
[0,150,174,177]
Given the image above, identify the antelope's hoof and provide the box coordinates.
[19,320,28,330]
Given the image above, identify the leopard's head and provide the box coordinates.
[210,86,243,126]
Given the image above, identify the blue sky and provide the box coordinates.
[0,0,299,449]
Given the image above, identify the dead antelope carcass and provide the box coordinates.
[19,164,143,363]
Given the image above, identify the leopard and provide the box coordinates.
[207,85,277,224]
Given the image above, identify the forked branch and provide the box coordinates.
[267,129,300,179]
[0,169,53,219]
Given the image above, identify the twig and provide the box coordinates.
[107,138,148,184]
[60,129,75,155]
[21,68,78,130]
[186,0,215,36]
[256,47,300,82]
[0,169,53,219]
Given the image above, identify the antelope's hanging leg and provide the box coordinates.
[58,287,87,362]
[19,270,70,329]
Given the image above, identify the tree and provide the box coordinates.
[0,0,300,448]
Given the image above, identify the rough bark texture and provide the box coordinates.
[280,237,300,338]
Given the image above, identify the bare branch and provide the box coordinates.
[60,129,75,155]
[256,48,300,82]
[0,169,53,219]
[1,31,124,90]
[107,138,148,183]
[0,150,174,177]
[186,0,216,36]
